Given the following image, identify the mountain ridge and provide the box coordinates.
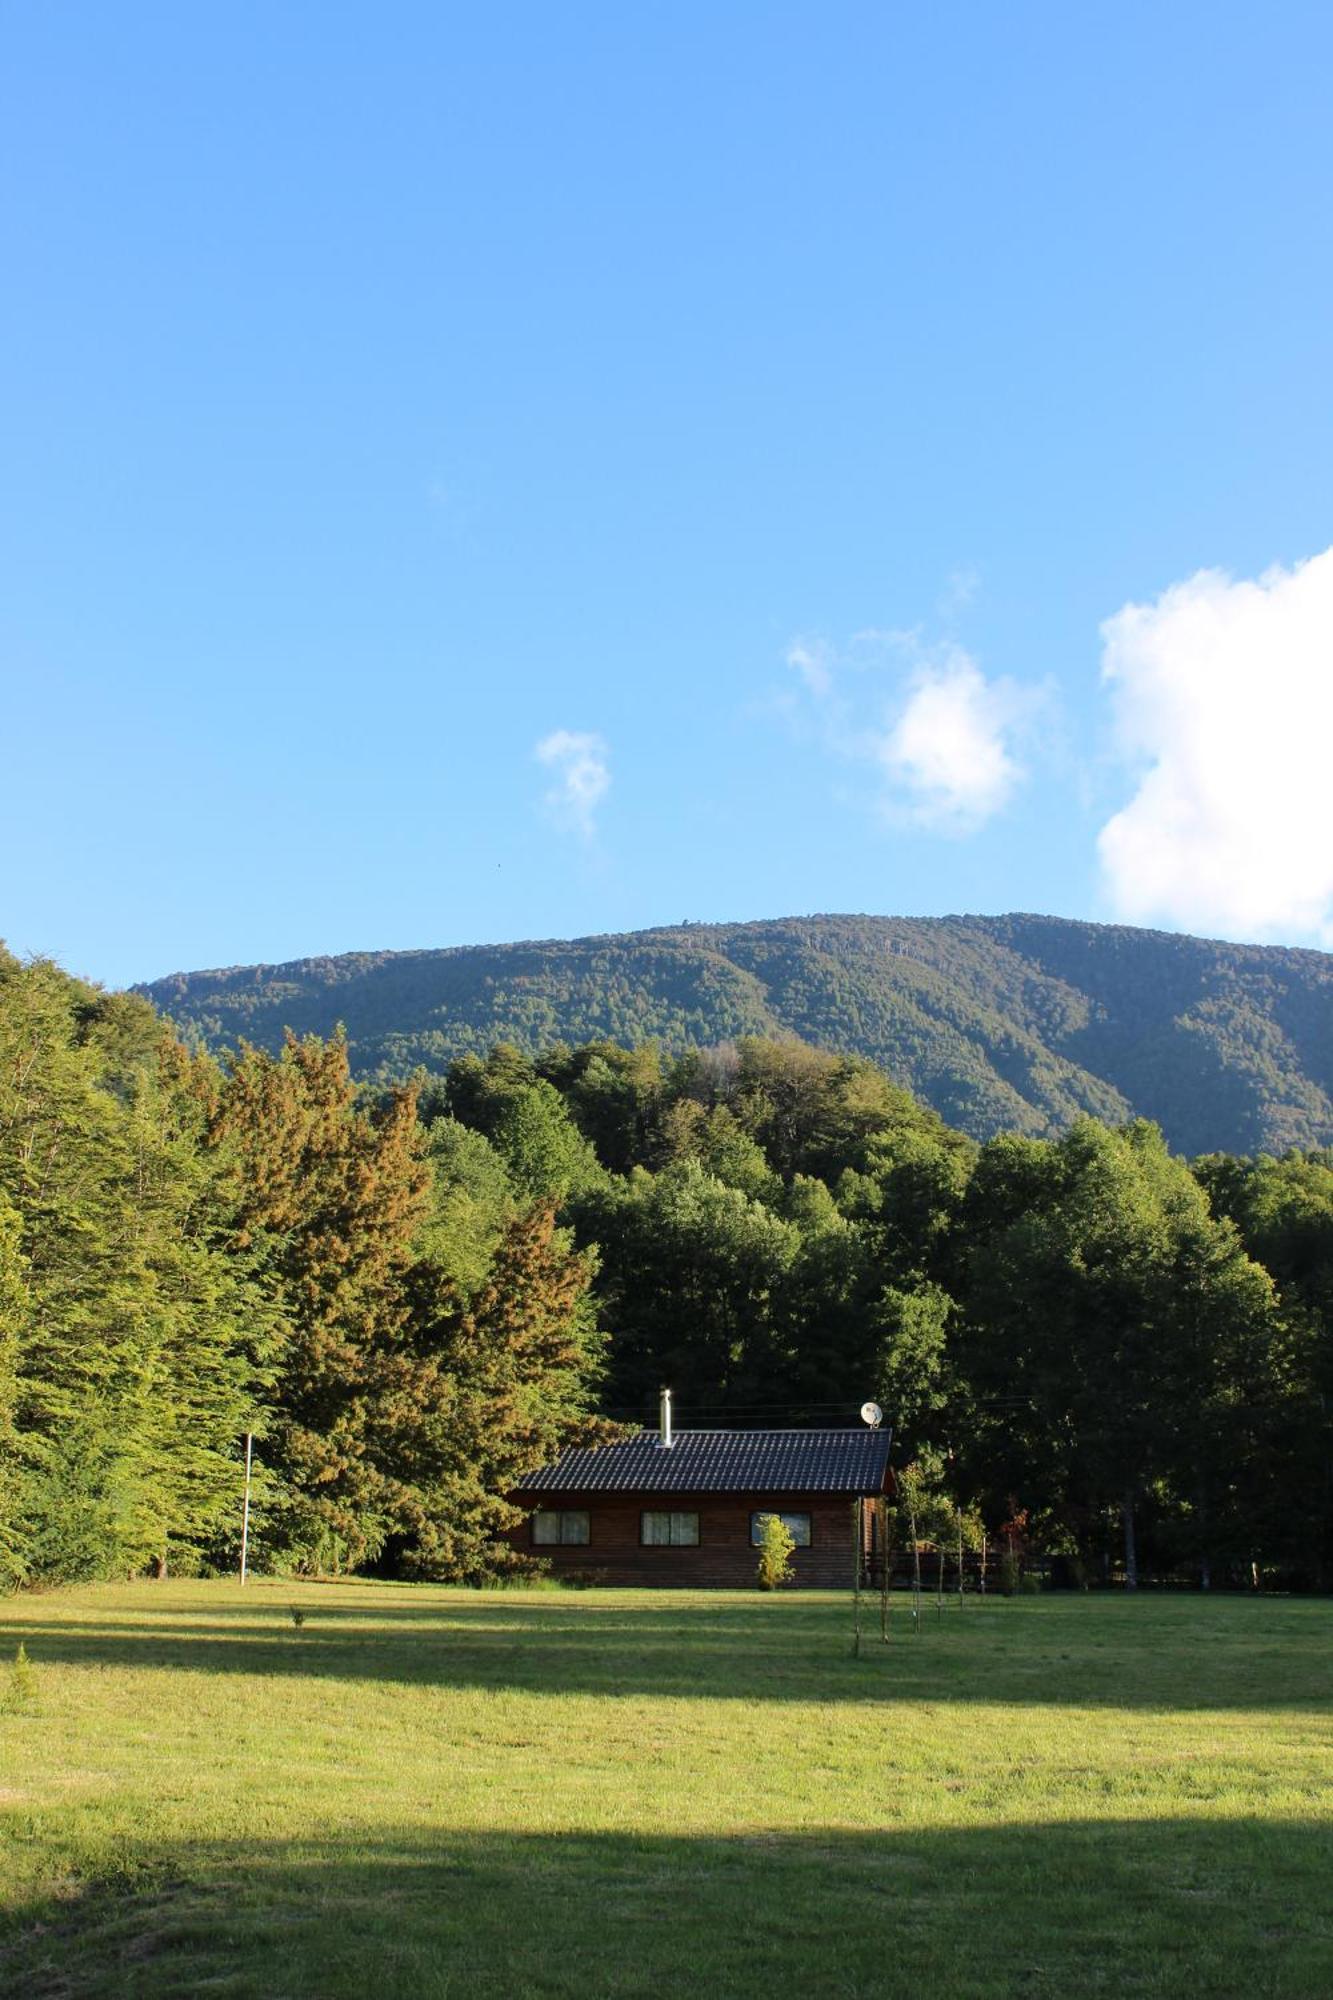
[138,912,1333,1155]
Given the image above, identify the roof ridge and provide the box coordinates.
[627,1425,875,1436]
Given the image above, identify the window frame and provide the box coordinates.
[749,1509,813,1549]
[531,1508,591,1548]
[639,1509,701,1548]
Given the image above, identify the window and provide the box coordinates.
[750,1510,812,1548]
[640,1510,700,1547]
[531,1509,590,1547]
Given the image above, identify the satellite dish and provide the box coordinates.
[860,1401,883,1428]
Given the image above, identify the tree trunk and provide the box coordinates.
[1122,1490,1138,1591]
[152,1553,168,1581]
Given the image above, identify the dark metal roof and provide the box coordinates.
[514,1428,893,1496]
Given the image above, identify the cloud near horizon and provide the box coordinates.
[534,729,610,838]
[1098,547,1333,942]
[785,631,1031,832]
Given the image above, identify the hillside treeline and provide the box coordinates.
[141,912,1333,1155]
[4,949,1331,1590]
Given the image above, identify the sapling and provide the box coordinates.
[895,1453,958,1634]
[956,1504,985,1608]
[755,1512,796,1591]
[8,1643,37,1712]
[911,1504,923,1632]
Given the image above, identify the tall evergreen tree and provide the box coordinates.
[209,1033,434,1570]
[395,1200,614,1577]
[0,954,266,1583]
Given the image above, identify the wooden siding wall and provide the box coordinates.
[504,1492,866,1588]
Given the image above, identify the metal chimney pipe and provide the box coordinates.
[660,1386,673,1450]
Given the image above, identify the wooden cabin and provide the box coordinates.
[507,1394,893,1588]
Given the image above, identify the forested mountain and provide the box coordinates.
[141,913,1333,1155]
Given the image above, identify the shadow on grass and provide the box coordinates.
[3,1816,1331,1999]
[2,1591,1331,1711]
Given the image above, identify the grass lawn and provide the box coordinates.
[0,1582,1329,1998]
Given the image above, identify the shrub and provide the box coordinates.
[561,1568,611,1590]
[6,1643,37,1712]
[755,1513,796,1590]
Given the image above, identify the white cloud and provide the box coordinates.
[1097,547,1333,941]
[783,628,1031,833]
[534,729,610,837]
[878,652,1024,831]
[785,639,833,699]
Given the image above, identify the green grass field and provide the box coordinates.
[0,1582,1329,1998]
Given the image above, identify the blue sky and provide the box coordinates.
[4,4,1332,989]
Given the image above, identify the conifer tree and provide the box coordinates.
[210,1033,433,1570]
[0,953,267,1583]
[396,1200,615,1577]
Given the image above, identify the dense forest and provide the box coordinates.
[5,946,1332,1592]
[0,951,611,1589]
[140,913,1333,1156]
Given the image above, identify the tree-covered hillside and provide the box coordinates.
[140,913,1333,1154]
